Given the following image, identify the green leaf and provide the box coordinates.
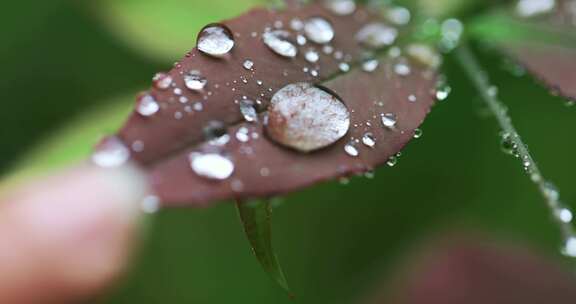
[0,93,135,192]
[236,200,292,296]
[92,0,266,61]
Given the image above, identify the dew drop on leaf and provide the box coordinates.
[92,136,131,168]
[362,133,376,148]
[386,6,411,26]
[381,113,397,129]
[184,70,208,91]
[394,62,412,76]
[355,23,398,49]
[239,99,259,122]
[197,24,235,57]
[344,142,359,157]
[362,59,379,72]
[262,30,298,58]
[243,59,254,70]
[189,153,235,180]
[562,236,576,258]
[413,128,423,139]
[304,17,335,44]
[266,83,350,152]
[305,49,320,63]
[153,73,173,90]
[323,0,356,16]
[136,93,160,117]
[203,120,227,140]
[516,0,556,18]
[338,62,350,72]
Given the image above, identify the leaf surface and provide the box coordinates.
[114,3,440,207]
[471,1,576,101]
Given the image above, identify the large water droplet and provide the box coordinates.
[197,24,235,57]
[266,83,350,152]
[184,70,207,91]
[356,23,398,49]
[136,93,160,117]
[262,30,298,58]
[324,0,356,15]
[190,153,234,180]
[92,136,130,168]
[304,17,335,44]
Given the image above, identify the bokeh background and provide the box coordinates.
[1,0,575,303]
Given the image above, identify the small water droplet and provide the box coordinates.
[153,73,173,90]
[297,34,307,46]
[356,23,398,49]
[141,195,161,214]
[305,49,320,63]
[562,236,576,258]
[381,113,397,129]
[501,133,520,157]
[413,128,423,139]
[239,99,259,122]
[184,70,208,91]
[190,153,234,180]
[386,6,411,25]
[197,24,235,57]
[203,120,227,140]
[304,17,335,44]
[344,143,359,157]
[387,156,398,167]
[362,59,379,72]
[406,44,442,69]
[324,0,356,16]
[339,62,350,72]
[236,127,250,142]
[92,136,130,168]
[290,18,304,31]
[136,94,160,117]
[262,30,298,58]
[394,62,412,76]
[362,133,376,148]
[555,207,574,224]
[243,59,254,70]
[266,83,350,152]
[516,0,556,18]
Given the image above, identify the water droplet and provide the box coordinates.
[408,94,417,102]
[266,83,350,152]
[190,153,234,180]
[381,113,397,129]
[262,30,298,58]
[394,62,412,76]
[339,62,350,72]
[356,23,398,49]
[297,34,307,46]
[386,6,411,25]
[304,17,335,44]
[413,128,423,139]
[516,0,556,18]
[344,143,359,157]
[543,181,560,201]
[440,19,464,51]
[305,49,320,63]
[184,70,207,91]
[239,99,259,122]
[92,136,130,168]
[562,236,576,258]
[153,73,173,90]
[236,127,250,142]
[141,195,161,214]
[501,133,520,157]
[387,156,398,167]
[362,59,379,72]
[136,93,160,117]
[362,133,376,148]
[555,207,574,224]
[324,0,356,16]
[290,18,304,31]
[203,120,227,140]
[436,78,452,101]
[243,59,254,70]
[406,44,442,69]
[197,24,235,57]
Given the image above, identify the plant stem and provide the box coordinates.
[455,45,576,249]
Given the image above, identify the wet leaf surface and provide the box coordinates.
[114,3,439,207]
[472,1,576,101]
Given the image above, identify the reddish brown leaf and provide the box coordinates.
[500,0,576,101]
[369,237,576,304]
[112,3,439,207]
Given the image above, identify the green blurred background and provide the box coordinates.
[1,0,574,303]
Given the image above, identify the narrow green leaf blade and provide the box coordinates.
[236,200,292,296]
